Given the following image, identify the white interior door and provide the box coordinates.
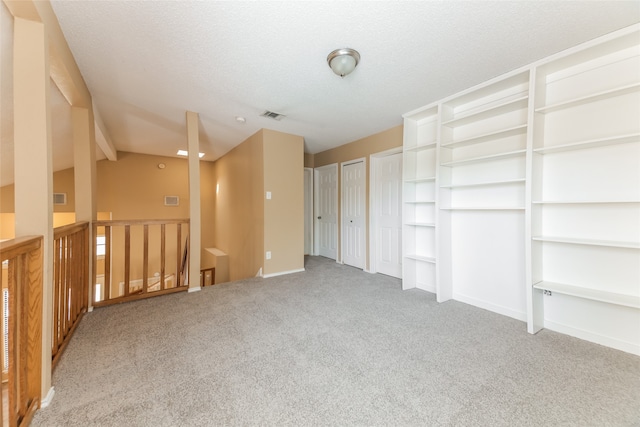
[342,160,366,269]
[314,164,338,260]
[304,168,313,255]
[374,152,403,278]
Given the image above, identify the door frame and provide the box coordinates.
[304,167,314,255]
[340,157,366,268]
[313,163,338,259]
[369,147,403,275]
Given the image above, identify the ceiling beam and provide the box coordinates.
[93,101,117,161]
[4,0,117,157]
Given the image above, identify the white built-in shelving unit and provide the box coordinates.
[402,23,640,355]
[528,25,640,353]
[402,106,438,293]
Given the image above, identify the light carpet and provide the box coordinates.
[32,256,640,426]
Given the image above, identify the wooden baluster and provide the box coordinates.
[69,234,75,329]
[176,224,182,287]
[82,228,86,307]
[63,236,70,342]
[19,252,29,421]
[71,232,77,324]
[160,224,166,290]
[92,224,98,304]
[53,238,61,358]
[7,257,17,426]
[142,225,149,294]
[105,226,111,302]
[124,225,131,297]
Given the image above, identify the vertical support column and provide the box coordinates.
[186,111,201,291]
[13,16,53,403]
[72,106,97,310]
[526,68,544,334]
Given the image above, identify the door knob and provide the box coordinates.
[317,216,322,219]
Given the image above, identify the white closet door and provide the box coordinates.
[342,160,366,269]
[375,153,403,278]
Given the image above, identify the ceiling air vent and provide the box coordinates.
[260,110,286,121]
[164,196,179,207]
[53,193,67,205]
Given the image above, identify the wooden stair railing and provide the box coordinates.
[1,236,43,427]
[93,219,190,307]
[52,222,89,369]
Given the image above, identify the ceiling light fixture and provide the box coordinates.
[177,150,204,158]
[327,48,360,77]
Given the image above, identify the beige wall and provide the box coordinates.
[211,128,305,280]
[263,129,304,276]
[212,130,265,281]
[96,152,189,220]
[1,168,89,238]
[304,153,314,168]
[1,167,76,214]
[312,125,403,268]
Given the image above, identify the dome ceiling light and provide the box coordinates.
[327,48,360,78]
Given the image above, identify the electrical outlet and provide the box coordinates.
[266,251,271,260]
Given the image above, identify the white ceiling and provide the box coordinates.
[2,1,640,187]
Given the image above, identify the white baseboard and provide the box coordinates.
[416,283,436,294]
[453,292,527,322]
[544,319,640,356]
[87,306,94,312]
[187,286,201,293]
[41,386,55,408]
[263,268,305,278]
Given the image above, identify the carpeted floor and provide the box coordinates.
[32,256,640,426]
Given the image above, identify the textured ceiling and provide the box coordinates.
[2,1,640,187]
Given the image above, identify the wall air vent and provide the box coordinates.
[260,110,286,121]
[53,193,67,205]
[164,196,179,206]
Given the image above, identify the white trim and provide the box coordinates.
[41,386,55,408]
[417,283,437,294]
[369,147,403,277]
[453,292,527,322]
[87,306,93,312]
[543,319,640,356]
[304,167,314,255]
[340,158,367,268]
[263,268,305,278]
[187,286,201,293]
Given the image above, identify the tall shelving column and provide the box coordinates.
[438,71,531,317]
[530,24,640,354]
[402,105,439,293]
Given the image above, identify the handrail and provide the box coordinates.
[0,236,43,427]
[93,219,188,226]
[52,222,89,369]
[93,219,189,307]
[53,221,89,240]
